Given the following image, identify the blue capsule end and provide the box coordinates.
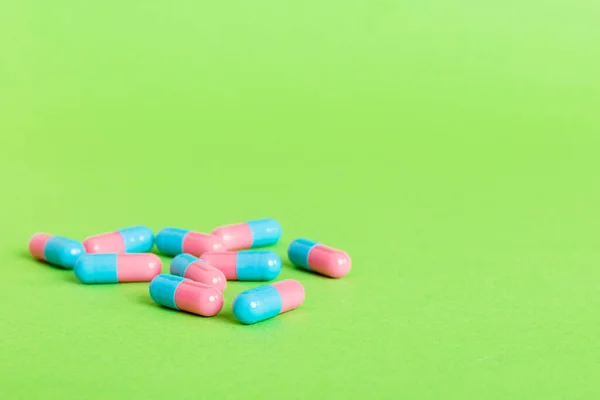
[118,226,154,253]
[43,236,85,269]
[236,250,282,281]
[232,285,283,324]
[155,228,189,256]
[170,253,198,276]
[149,274,184,310]
[287,238,318,270]
[74,254,119,284]
[247,218,282,247]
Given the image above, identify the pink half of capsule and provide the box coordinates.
[83,232,125,253]
[149,274,224,317]
[184,260,227,292]
[200,252,239,279]
[308,245,351,278]
[117,254,163,282]
[212,224,253,251]
[175,279,224,317]
[170,254,227,291]
[271,280,306,313]
[182,232,225,257]
[288,239,351,278]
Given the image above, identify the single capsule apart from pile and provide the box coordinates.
[233,279,305,324]
[149,274,224,317]
[83,226,154,254]
[29,233,84,269]
[170,253,227,292]
[288,238,351,278]
[201,250,282,281]
[155,228,224,257]
[74,253,162,283]
[211,218,282,250]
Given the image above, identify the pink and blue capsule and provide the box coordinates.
[29,233,84,269]
[74,253,162,284]
[83,226,154,254]
[155,227,224,257]
[170,253,227,292]
[288,238,351,278]
[200,250,282,281]
[211,218,282,250]
[149,274,224,317]
[233,279,305,325]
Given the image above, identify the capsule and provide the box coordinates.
[29,233,84,269]
[233,279,305,324]
[155,227,224,257]
[83,226,154,254]
[74,253,162,283]
[149,274,223,317]
[288,238,351,278]
[211,218,282,250]
[170,254,227,292]
[201,250,282,281]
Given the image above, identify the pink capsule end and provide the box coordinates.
[83,232,125,254]
[29,233,52,261]
[308,245,351,278]
[211,223,253,251]
[271,279,305,313]
[117,253,162,282]
[174,280,224,317]
[200,252,239,280]
[184,260,227,292]
[182,232,224,257]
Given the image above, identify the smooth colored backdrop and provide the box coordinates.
[1,1,599,399]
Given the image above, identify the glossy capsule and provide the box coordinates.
[170,254,227,292]
[83,226,154,254]
[74,253,162,284]
[233,279,305,324]
[155,228,224,257]
[149,274,223,317]
[29,233,84,269]
[201,250,282,281]
[288,239,351,278]
[211,218,282,250]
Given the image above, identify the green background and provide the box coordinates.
[1,1,599,398]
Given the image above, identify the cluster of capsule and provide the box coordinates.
[28,218,351,325]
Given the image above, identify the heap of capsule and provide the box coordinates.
[27,217,352,325]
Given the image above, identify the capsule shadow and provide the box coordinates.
[17,249,32,259]
[149,247,167,257]
[136,293,158,307]
[217,309,240,324]
[19,249,80,274]
[281,259,315,276]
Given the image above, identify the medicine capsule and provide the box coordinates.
[170,253,227,292]
[155,227,224,257]
[211,218,282,250]
[149,274,223,317]
[201,250,282,281]
[29,233,84,269]
[83,226,154,254]
[74,253,162,284]
[233,279,305,324]
[288,238,351,278]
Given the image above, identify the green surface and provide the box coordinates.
[1,1,600,398]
